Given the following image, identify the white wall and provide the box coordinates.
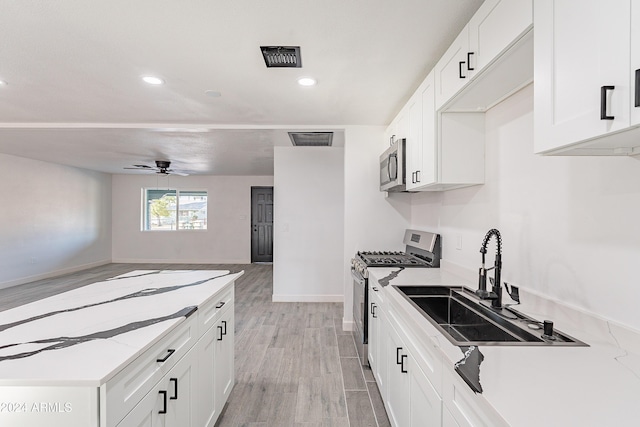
[273,146,345,302]
[342,126,412,328]
[112,174,274,263]
[0,153,112,288]
[411,84,640,332]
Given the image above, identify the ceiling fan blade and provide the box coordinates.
[168,170,190,176]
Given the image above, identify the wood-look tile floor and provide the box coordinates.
[0,263,390,427]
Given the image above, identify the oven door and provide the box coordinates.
[351,268,368,365]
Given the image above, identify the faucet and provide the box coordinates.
[476,228,503,309]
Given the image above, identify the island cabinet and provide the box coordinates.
[0,269,240,427]
[109,286,235,427]
[534,0,640,155]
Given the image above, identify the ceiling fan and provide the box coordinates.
[124,160,190,176]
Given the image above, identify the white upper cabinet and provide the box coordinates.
[534,0,640,155]
[436,0,533,112]
[468,0,533,74]
[435,28,471,110]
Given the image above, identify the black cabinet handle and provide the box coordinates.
[635,70,640,107]
[370,302,375,315]
[372,305,377,318]
[221,320,227,336]
[217,325,223,341]
[467,52,475,71]
[401,354,408,373]
[156,349,175,363]
[170,378,178,400]
[372,286,378,292]
[396,347,403,365]
[215,301,226,309]
[601,85,615,120]
[459,61,466,79]
[416,170,420,183]
[158,390,168,414]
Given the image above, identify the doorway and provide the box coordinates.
[251,186,274,263]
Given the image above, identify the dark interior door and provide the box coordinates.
[251,187,274,263]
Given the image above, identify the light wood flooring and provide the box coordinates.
[0,263,390,427]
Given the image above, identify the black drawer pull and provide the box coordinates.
[467,52,475,71]
[459,61,466,79]
[372,286,378,292]
[215,301,226,309]
[156,349,175,363]
[401,354,408,373]
[372,305,377,318]
[158,390,167,414]
[601,85,615,120]
[221,320,227,335]
[217,325,224,341]
[170,378,178,400]
[396,347,403,365]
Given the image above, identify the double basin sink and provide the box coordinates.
[395,285,587,346]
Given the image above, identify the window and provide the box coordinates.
[143,189,207,231]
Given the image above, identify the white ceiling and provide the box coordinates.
[0,0,484,175]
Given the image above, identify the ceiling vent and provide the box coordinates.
[288,132,333,147]
[260,46,302,68]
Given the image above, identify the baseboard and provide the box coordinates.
[272,294,344,303]
[342,318,355,332]
[111,258,251,264]
[0,259,112,290]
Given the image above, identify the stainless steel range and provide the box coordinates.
[351,229,441,365]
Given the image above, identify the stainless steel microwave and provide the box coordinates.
[380,138,406,192]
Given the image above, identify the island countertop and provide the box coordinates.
[0,269,243,387]
[367,266,640,427]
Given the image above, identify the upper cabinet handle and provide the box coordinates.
[600,85,615,120]
[459,61,466,79]
[635,70,640,107]
[467,52,475,71]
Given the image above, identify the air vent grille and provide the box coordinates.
[288,132,333,147]
[261,46,302,68]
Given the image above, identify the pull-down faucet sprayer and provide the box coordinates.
[476,228,503,309]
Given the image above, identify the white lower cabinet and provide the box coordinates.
[384,310,442,427]
[109,285,236,427]
[117,348,197,427]
[368,282,387,395]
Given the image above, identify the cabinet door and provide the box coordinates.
[118,350,197,427]
[534,0,630,153]
[419,72,437,187]
[631,1,640,125]
[409,351,441,427]
[442,404,461,427]
[406,93,422,190]
[367,287,378,371]
[385,323,410,427]
[196,325,218,427]
[468,0,532,74]
[214,308,235,415]
[435,26,470,109]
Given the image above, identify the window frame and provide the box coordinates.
[142,188,208,232]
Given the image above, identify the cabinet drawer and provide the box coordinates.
[198,285,234,334]
[102,316,197,427]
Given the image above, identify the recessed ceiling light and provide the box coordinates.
[297,77,317,87]
[0,80,7,86]
[142,75,164,85]
[204,90,222,98]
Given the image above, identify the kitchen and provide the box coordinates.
[1,0,640,426]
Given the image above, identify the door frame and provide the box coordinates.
[250,186,274,263]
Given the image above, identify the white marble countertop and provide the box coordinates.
[368,266,640,426]
[0,269,243,387]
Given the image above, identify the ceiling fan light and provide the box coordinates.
[297,77,317,86]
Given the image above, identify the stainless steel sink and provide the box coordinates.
[395,286,588,346]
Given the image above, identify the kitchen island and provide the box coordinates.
[367,265,640,426]
[0,269,242,427]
